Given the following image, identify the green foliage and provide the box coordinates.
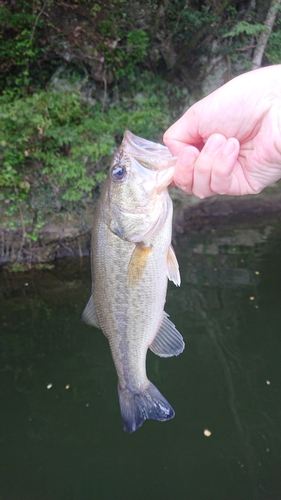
[0,90,107,206]
[102,29,149,80]
[1,0,278,96]
[167,3,219,43]
[0,74,172,237]
[223,21,269,38]
[1,0,281,259]
[0,1,45,93]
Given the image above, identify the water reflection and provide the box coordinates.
[1,216,281,500]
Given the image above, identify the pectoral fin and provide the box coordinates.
[127,243,153,287]
[81,295,101,329]
[167,245,181,286]
[149,312,185,357]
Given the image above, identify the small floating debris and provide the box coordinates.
[249,296,255,301]
[266,380,271,385]
[203,429,212,437]
[255,271,260,275]
[47,384,53,389]
[65,385,70,389]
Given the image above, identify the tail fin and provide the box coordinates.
[117,382,175,433]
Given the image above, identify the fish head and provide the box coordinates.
[102,131,177,243]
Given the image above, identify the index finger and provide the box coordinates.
[163,106,204,155]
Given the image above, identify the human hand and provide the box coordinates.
[164,65,281,198]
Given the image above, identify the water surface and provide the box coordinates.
[1,214,281,500]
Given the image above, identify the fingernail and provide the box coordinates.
[222,139,236,156]
[205,134,225,153]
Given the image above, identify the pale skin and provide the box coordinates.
[164,65,281,198]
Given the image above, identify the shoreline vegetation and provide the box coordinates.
[1,0,281,268]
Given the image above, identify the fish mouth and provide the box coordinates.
[123,130,177,172]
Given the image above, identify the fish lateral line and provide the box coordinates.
[127,242,153,287]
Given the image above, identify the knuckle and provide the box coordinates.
[195,162,210,175]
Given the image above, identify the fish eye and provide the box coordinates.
[110,164,127,182]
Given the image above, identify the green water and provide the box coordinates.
[1,215,281,500]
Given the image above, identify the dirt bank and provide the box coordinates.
[1,184,281,267]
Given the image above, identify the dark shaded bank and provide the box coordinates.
[171,186,281,235]
[1,185,281,268]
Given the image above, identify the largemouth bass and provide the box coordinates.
[82,130,184,433]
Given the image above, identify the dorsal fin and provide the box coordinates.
[149,312,185,357]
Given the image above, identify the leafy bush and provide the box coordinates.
[223,21,269,38]
[103,29,149,80]
[0,73,173,237]
[0,1,46,93]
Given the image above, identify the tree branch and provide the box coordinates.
[251,0,281,70]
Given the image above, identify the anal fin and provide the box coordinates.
[149,312,185,357]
